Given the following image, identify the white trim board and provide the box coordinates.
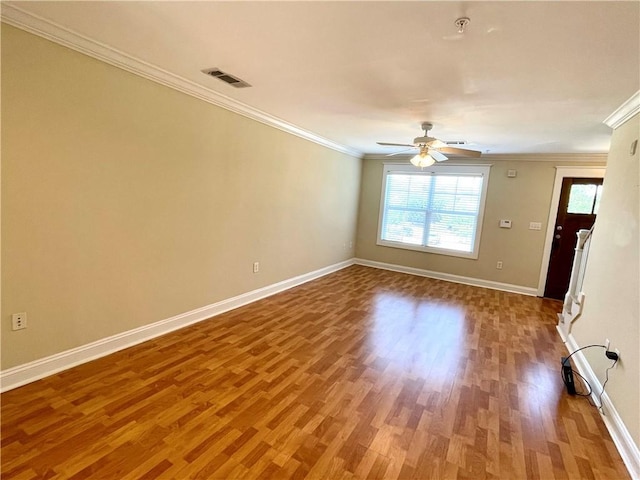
[364,153,608,163]
[355,258,537,296]
[557,329,640,480]
[536,166,606,296]
[0,259,355,393]
[0,4,361,159]
[604,90,640,130]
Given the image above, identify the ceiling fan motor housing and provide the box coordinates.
[377,122,481,158]
[413,136,437,145]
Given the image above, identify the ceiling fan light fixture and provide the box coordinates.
[410,152,436,168]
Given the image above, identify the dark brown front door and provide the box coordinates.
[544,177,603,300]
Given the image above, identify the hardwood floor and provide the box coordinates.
[1,265,630,479]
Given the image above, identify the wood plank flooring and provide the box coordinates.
[1,265,630,479]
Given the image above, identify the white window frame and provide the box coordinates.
[376,163,491,259]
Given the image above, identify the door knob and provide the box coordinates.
[556,225,563,231]
[555,234,561,239]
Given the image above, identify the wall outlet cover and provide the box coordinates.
[11,312,27,331]
[529,222,542,230]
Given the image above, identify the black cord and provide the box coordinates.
[561,344,606,367]
[560,344,618,413]
[571,369,592,397]
[572,369,598,407]
[597,359,618,414]
[560,344,605,395]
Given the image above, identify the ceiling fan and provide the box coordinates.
[377,122,482,167]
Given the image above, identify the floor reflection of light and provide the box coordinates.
[520,363,563,416]
[368,291,466,379]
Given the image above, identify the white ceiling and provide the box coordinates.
[4,1,639,156]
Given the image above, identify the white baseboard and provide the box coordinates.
[559,328,640,479]
[354,258,538,296]
[0,259,355,393]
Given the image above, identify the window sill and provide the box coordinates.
[376,239,479,260]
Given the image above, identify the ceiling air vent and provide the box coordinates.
[202,67,251,88]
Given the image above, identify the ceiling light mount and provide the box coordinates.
[454,17,470,34]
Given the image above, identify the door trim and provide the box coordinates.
[537,166,606,296]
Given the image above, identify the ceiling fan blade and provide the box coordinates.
[426,139,447,148]
[387,147,418,156]
[437,146,482,158]
[429,149,448,162]
[377,142,417,148]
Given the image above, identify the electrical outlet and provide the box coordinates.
[12,312,27,331]
[496,261,503,270]
[253,262,260,273]
[605,338,610,350]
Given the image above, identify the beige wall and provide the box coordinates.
[356,156,604,288]
[571,114,639,446]
[1,26,361,369]
[356,156,606,288]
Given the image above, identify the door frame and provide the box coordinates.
[536,166,606,296]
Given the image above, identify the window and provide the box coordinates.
[377,163,491,259]
[567,183,603,214]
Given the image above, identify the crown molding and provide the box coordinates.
[604,90,640,129]
[1,4,362,159]
[364,153,608,163]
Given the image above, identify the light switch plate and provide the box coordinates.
[529,222,542,230]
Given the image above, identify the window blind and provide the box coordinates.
[377,164,490,259]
